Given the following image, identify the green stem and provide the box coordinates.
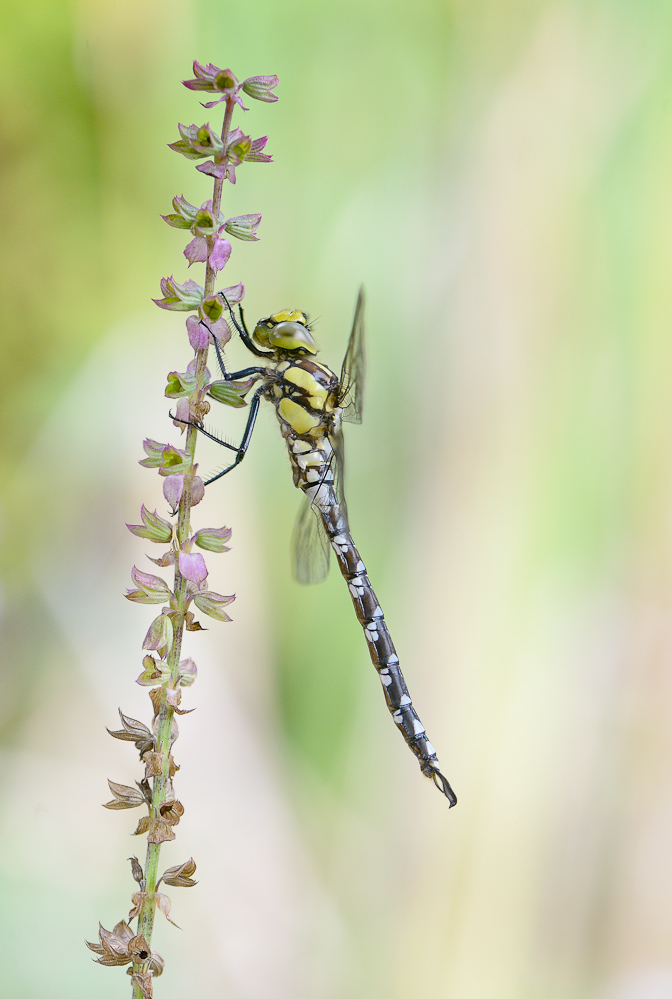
[130,93,237,999]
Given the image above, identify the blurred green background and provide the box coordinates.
[2,0,672,996]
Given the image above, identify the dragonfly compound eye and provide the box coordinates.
[267,320,317,354]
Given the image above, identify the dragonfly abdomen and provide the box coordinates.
[320,513,457,805]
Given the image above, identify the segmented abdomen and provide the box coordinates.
[300,469,456,805]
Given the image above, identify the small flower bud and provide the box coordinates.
[224,213,262,241]
[165,368,198,398]
[209,376,255,408]
[139,439,168,468]
[182,61,239,95]
[129,856,144,885]
[161,194,199,228]
[191,203,220,235]
[157,445,192,476]
[169,122,224,160]
[153,275,204,312]
[192,589,235,622]
[242,75,279,103]
[226,129,251,165]
[246,135,273,163]
[193,525,232,553]
[125,567,173,605]
[127,505,173,543]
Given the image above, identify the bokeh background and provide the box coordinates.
[2,0,672,996]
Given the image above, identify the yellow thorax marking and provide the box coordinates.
[277,397,321,435]
[284,365,329,403]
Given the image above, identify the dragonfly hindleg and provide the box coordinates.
[171,384,265,486]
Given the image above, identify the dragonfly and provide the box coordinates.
[182,289,456,805]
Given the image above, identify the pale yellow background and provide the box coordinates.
[1,2,671,997]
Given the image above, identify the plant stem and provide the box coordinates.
[130,95,237,999]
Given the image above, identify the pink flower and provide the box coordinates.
[178,551,208,585]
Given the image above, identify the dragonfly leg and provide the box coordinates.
[221,295,272,358]
[169,414,240,452]
[169,383,264,486]
[205,385,264,485]
[193,317,267,381]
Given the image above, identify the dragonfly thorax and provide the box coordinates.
[269,358,339,438]
[253,310,317,356]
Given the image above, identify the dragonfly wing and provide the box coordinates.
[338,287,365,424]
[291,494,331,585]
[330,427,350,527]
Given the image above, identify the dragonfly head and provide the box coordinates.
[253,310,318,356]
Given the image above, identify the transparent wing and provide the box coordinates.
[291,495,331,585]
[330,428,350,528]
[338,287,365,424]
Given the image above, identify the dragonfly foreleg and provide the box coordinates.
[221,295,272,358]
[195,316,267,382]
